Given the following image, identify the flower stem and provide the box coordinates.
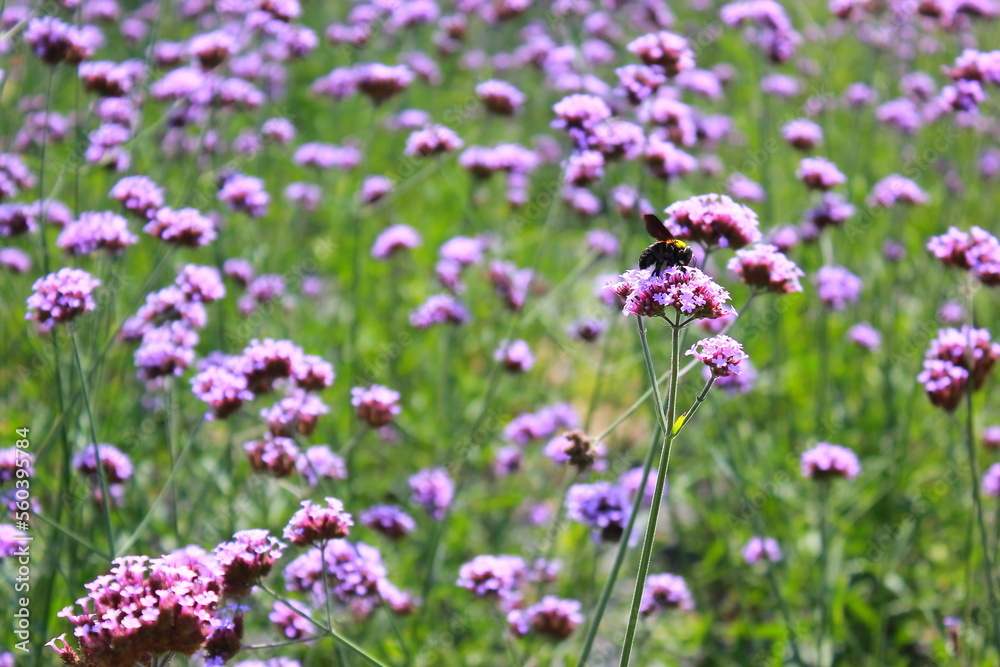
[817,480,831,666]
[618,319,681,667]
[963,356,1000,655]
[70,330,115,558]
[577,401,661,665]
[669,377,715,439]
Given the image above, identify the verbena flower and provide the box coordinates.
[457,554,527,599]
[409,467,454,520]
[639,573,694,614]
[662,194,761,248]
[781,118,823,150]
[797,157,847,190]
[814,266,862,310]
[213,530,286,598]
[868,175,928,207]
[192,365,254,420]
[244,434,300,477]
[351,384,401,427]
[627,31,695,75]
[608,267,733,321]
[492,445,523,477]
[144,207,217,246]
[360,176,394,204]
[0,203,36,237]
[283,540,413,619]
[742,536,783,564]
[360,505,416,540]
[727,244,804,293]
[566,482,630,543]
[618,467,666,508]
[372,224,421,259]
[410,294,471,328]
[686,335,749,377]
[72,443,132,506]
[293,143,361,170]
[476,79,526,115]
[925,326,999,390]
[294,445,346,486]
[508,597,584,640]
[218,174,270,218]
[847,322,881,350]
[110,175,164,219]
[800,442,861,480]
[260,390,329,437]
[544,431,606,472]
[26,268,101,333]
[404,125,463,157]
[283,498,354,546]
[135,322,198,381]
[804,192,855,229]
[495,339,535,372]
[57,211,137,255]
[268,600,314,642]
[354,63,413,104]
[983,426,1000,449]
[504,403,578,445]
[46,554,222,666]
[0,247,31,274]
[983,464,1000,497]
[1,524,28,558]
[917,360,969,412]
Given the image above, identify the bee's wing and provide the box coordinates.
[643,213,674,242]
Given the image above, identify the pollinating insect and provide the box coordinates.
[638,213,693,275]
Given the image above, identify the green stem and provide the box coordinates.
[963,350,1000,655]
[817,480,831,667]
[70,331,116,558]
[670,377,715,439]
[618,319,681,667]
[577,405,661,665]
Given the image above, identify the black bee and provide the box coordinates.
[638,213,693,275]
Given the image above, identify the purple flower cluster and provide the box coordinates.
[283,498,354,546]
[662,194,762,249]
[742,536,783,564]
[457,554,527,599]
[410,294,471,328]
[213,530,286,598]
[495,339,535,373]
[727,244,804,293]
[927,226,1000,286]
[609,266,734,321]
[800,443,861,480]
[814,266,862,310]
[57,211,137,255]
[360,505,416,540]
[640,573,695,614]
[283,539,413,619]
[409,467,454,520]
[566,481,630,543]
[46,554,222,666]
[504,403,578,445]
[144,207,217,246]
[351,384,401,427]
[918,326,999,411]
[686,335,749,378]
[72,443,132,506]
[26,268,101,333]
[372,224,421,259]
[508,596,584,640]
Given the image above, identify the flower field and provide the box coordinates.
[0,0,999,665]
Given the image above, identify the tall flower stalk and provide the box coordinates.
[618,317,681,666]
